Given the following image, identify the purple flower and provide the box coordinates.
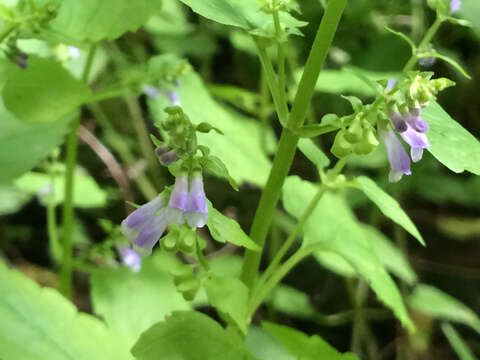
[419,57,436,67]
[186,175,209,228]
[121,196,168,255]
[386,79,397,91]
[119,247,142,272]
[167,175,189,225]
[390,113,408,133]
[143,85,160,99]
[167,91,181,106]
[405,112,429,133]
[380,130,412,183]
[450,0,461,13]
[400,124,430,162]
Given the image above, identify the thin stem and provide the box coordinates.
[46,159,61,263]
[59,44,97,299]
[403,17,444,72]
[258,184,327,288]
[0,23,17,43]
[273,5,288,114]
[240,0,347,290]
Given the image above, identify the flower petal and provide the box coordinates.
[124,196,165,229]
[380,130,411,182]
[169,175,188,211]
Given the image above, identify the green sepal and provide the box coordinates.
[177,278,201,301]
[150,134,164,148]
[341,95,363,112]
[331,131,352,158]
[344,118,363,143]
[354,129,379,155]
[196,122,224,135]
[199,155,239,191]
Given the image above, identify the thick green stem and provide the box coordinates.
[240,0,347,289]
[59,44,97,299]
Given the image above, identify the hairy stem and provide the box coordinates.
[241,0,347,290]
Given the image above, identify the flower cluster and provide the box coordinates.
[121,172,208,256]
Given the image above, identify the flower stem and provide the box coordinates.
[240,0,347,290]
[47,156,62,263]
[403,16,444,72]
[273,3,288,115]
[59,44,97,299]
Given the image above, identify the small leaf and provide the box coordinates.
[207,204,260,251]
[441,323,477,360]
[263,322,359,360]
[446,17,473,27]
[199,154,239,191]
[341,95,363,112]
[354,176,425,246]
[409,284,480,334]
[298,138,330,168]
[385,27,416,53]
[423,101,480,175]
[205,275,249,334]
[298,124,339,138]
[3,57,92,124]
[131,311,251,360]
[268,285,317,319]
[149,134,163,148]
[422,52,472,79]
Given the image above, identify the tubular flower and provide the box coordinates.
[121,196,168,255]
[185,174,209,228]
[119,247,142,273]
[450,0,461,13]
[168,91,181,106]
[167,175,189,225]
[400,124,430,162]
[380,130,412,183]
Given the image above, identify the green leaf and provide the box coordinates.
[421,52,472,79]
[441,323,477,360]
[283,176,414,331]
[2,57,92,124]
[298,138,330,168]
[385,27,416,53]
[268,285,317,319]
[0,185,32,215]
[207,204,260,251]
[458,0,480,38]
[263,322,359,360]
[131,311,251,360]
[49,0,163,42]
[15,170,107,208]
[178,0,306,32]
[354,176,425,246]
[0,262,132,360]
[148,71,273,186]
[246,327,295,360]
[423,101,480,175]
[91,252,190,347]
[199,155,239,191]
[409,284,480,334]
[205,275,249,334]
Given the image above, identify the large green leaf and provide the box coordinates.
[423,101,480,175]
[0,262,132,360]
[15,171,107,208]
[283,176,414,331]
[131,311,253,360]
[409,284,480,334]
[148,71,273,186]
[246,327,295,360]
[354,176,424,245]
[205,275,249,333]
[90,253,190,347]
[3,57,91,124]
[459,0,480,38]
[207,204,260,251]
[263,322,359,360]
[178,0,306,31]
[0,100,72,185]
[50,0,163,42]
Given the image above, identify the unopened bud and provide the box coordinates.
[160,151,179,166]
[331,131,353,158]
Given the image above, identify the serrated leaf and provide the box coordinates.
[199,155,239,191]
[3,57,91,124]
[282,176,414,331]
[148,71,274,187]
[131,311,252,360]
[354,176,424,246]
[0,262,132,360]
[205,275,249,334]
[441,323,477,360]
[298,138,330,168]
[207,204,260,251]
[409,284,480,334]
[50,0,163,42]
[263,322,359,360]
[91,253,190,347]
[423,101,480,175]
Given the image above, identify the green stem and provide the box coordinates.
[257,184,327,289]
[240,0,347,289]
[273,5,288,114]
[59,44,97,299]
[403,17,444,72]
[47,159,61,263]
[0,23,17,43]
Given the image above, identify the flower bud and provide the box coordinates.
[344,118,363,143]
[331,131,353,158]
[159,151,179,166]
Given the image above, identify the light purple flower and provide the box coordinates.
[143,85,160,99]
[186,175,208,228]
[380,130,412,183]
[121,196,167,255]
[68,46,80,59]
[400,124,430,162]
[167,91,181,106]
[119,247,142,272]
[386,79,397,91]
[390,113,408,133]
[405,113,429,133]
[167,175,189,225]
[450,0,461,13]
